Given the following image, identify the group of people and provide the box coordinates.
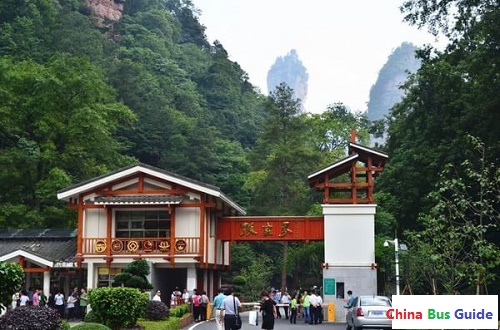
[151,287,210,322]
[262,288,325,328]
[150,286,351,330]
[209,287,327,330]
[11,287,89,322]
[211,286,241,330]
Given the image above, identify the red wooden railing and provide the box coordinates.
[82,237,199,255]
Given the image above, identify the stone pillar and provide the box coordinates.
[43,271,50,297]
[322,204,377,321]
[186,267,197,294]
[86,261,95,289]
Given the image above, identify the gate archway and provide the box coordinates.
[216,131,388,306]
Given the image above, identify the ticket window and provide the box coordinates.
[336,282,345,299]
[97,267,122,287]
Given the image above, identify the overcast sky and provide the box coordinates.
[191,0,444,113]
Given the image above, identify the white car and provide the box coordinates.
[346,295,392,330]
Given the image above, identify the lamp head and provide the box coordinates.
[383,241,390,248]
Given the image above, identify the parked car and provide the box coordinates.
[346,295,392,330]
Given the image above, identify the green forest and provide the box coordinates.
[0,0,498,297]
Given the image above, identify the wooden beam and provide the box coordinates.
[24,267,50,273]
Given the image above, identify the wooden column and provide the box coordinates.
[199,199,206,266]
[77,196,84,255]
[106,207,112,258]
[351,162,357,204]
[169,206,176,267]
[367,157,374,203]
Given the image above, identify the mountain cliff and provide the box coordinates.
[267,49,309,112]
[366,42,421,121]
[85,0,124,26]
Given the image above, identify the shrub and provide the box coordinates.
[0,262,24,312]
[0,306,62,329]
[146,300,169,320]
[112,260,153,290]
[137,317,180,330]
[89,286,149,329]
[83,310,99,323]
[71,323,111,330]
[168,304,189,318]
[60,321,71,330]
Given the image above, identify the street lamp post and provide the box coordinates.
[384,238,401,295]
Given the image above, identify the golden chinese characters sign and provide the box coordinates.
[219,216,324,241]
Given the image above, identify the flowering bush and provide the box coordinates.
[0,306,62,330]
[145,300,170,320]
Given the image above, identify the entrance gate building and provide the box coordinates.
[52,132,386,316]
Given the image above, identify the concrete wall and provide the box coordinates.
[322,204,378,315]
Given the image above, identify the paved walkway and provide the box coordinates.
[184,311,346,330]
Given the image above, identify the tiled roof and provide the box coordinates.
[94,194,183,205]
[0,230,77,263]
[57,162,220,194]
[0,229,77,238]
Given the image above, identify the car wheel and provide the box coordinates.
[354,326,362,330]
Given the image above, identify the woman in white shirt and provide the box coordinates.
[11,292,20,310]
[19,291,30,307]
[54,290,65,318]
[152,289,162,302]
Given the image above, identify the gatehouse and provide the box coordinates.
[0,132,387,320]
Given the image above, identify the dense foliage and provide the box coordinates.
[0,261,24,311]
[0,0,497,296]
[377,0,500,294]
[88,287,149,329]
[146,300,170,321]
[0,306,62,330]
[71,323,111,330]
[112,260,153,290]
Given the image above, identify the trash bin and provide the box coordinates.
[328,302,335,322]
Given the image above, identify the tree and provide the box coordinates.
[113,260,153,291]
[247,83,321,216]
[0,54,135,229]
[380,3,500,231]
[240,254,274,301]
[401,0,498,37]
[88,287,149,329]
[404,136,499,294]
[0,261,24,311]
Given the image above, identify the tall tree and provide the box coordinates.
[248,83,321,216]
[380,0,500,231]
[0,54,135,229]
[404,136,499,294]
[246,83,322,291]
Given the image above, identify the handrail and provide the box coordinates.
[82,237,200,255]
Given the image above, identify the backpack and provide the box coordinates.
[192,295,201,307]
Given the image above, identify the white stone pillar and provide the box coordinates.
[43,271,50,296]
[86,261,95,289]
[186,267,197,294]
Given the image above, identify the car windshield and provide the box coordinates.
[360,297,391,307]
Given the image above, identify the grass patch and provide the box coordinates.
[137,316,180,330]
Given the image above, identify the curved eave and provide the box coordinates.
[308,154,359,180]
[57,165,246,215]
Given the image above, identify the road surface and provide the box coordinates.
[184,310,347,330]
